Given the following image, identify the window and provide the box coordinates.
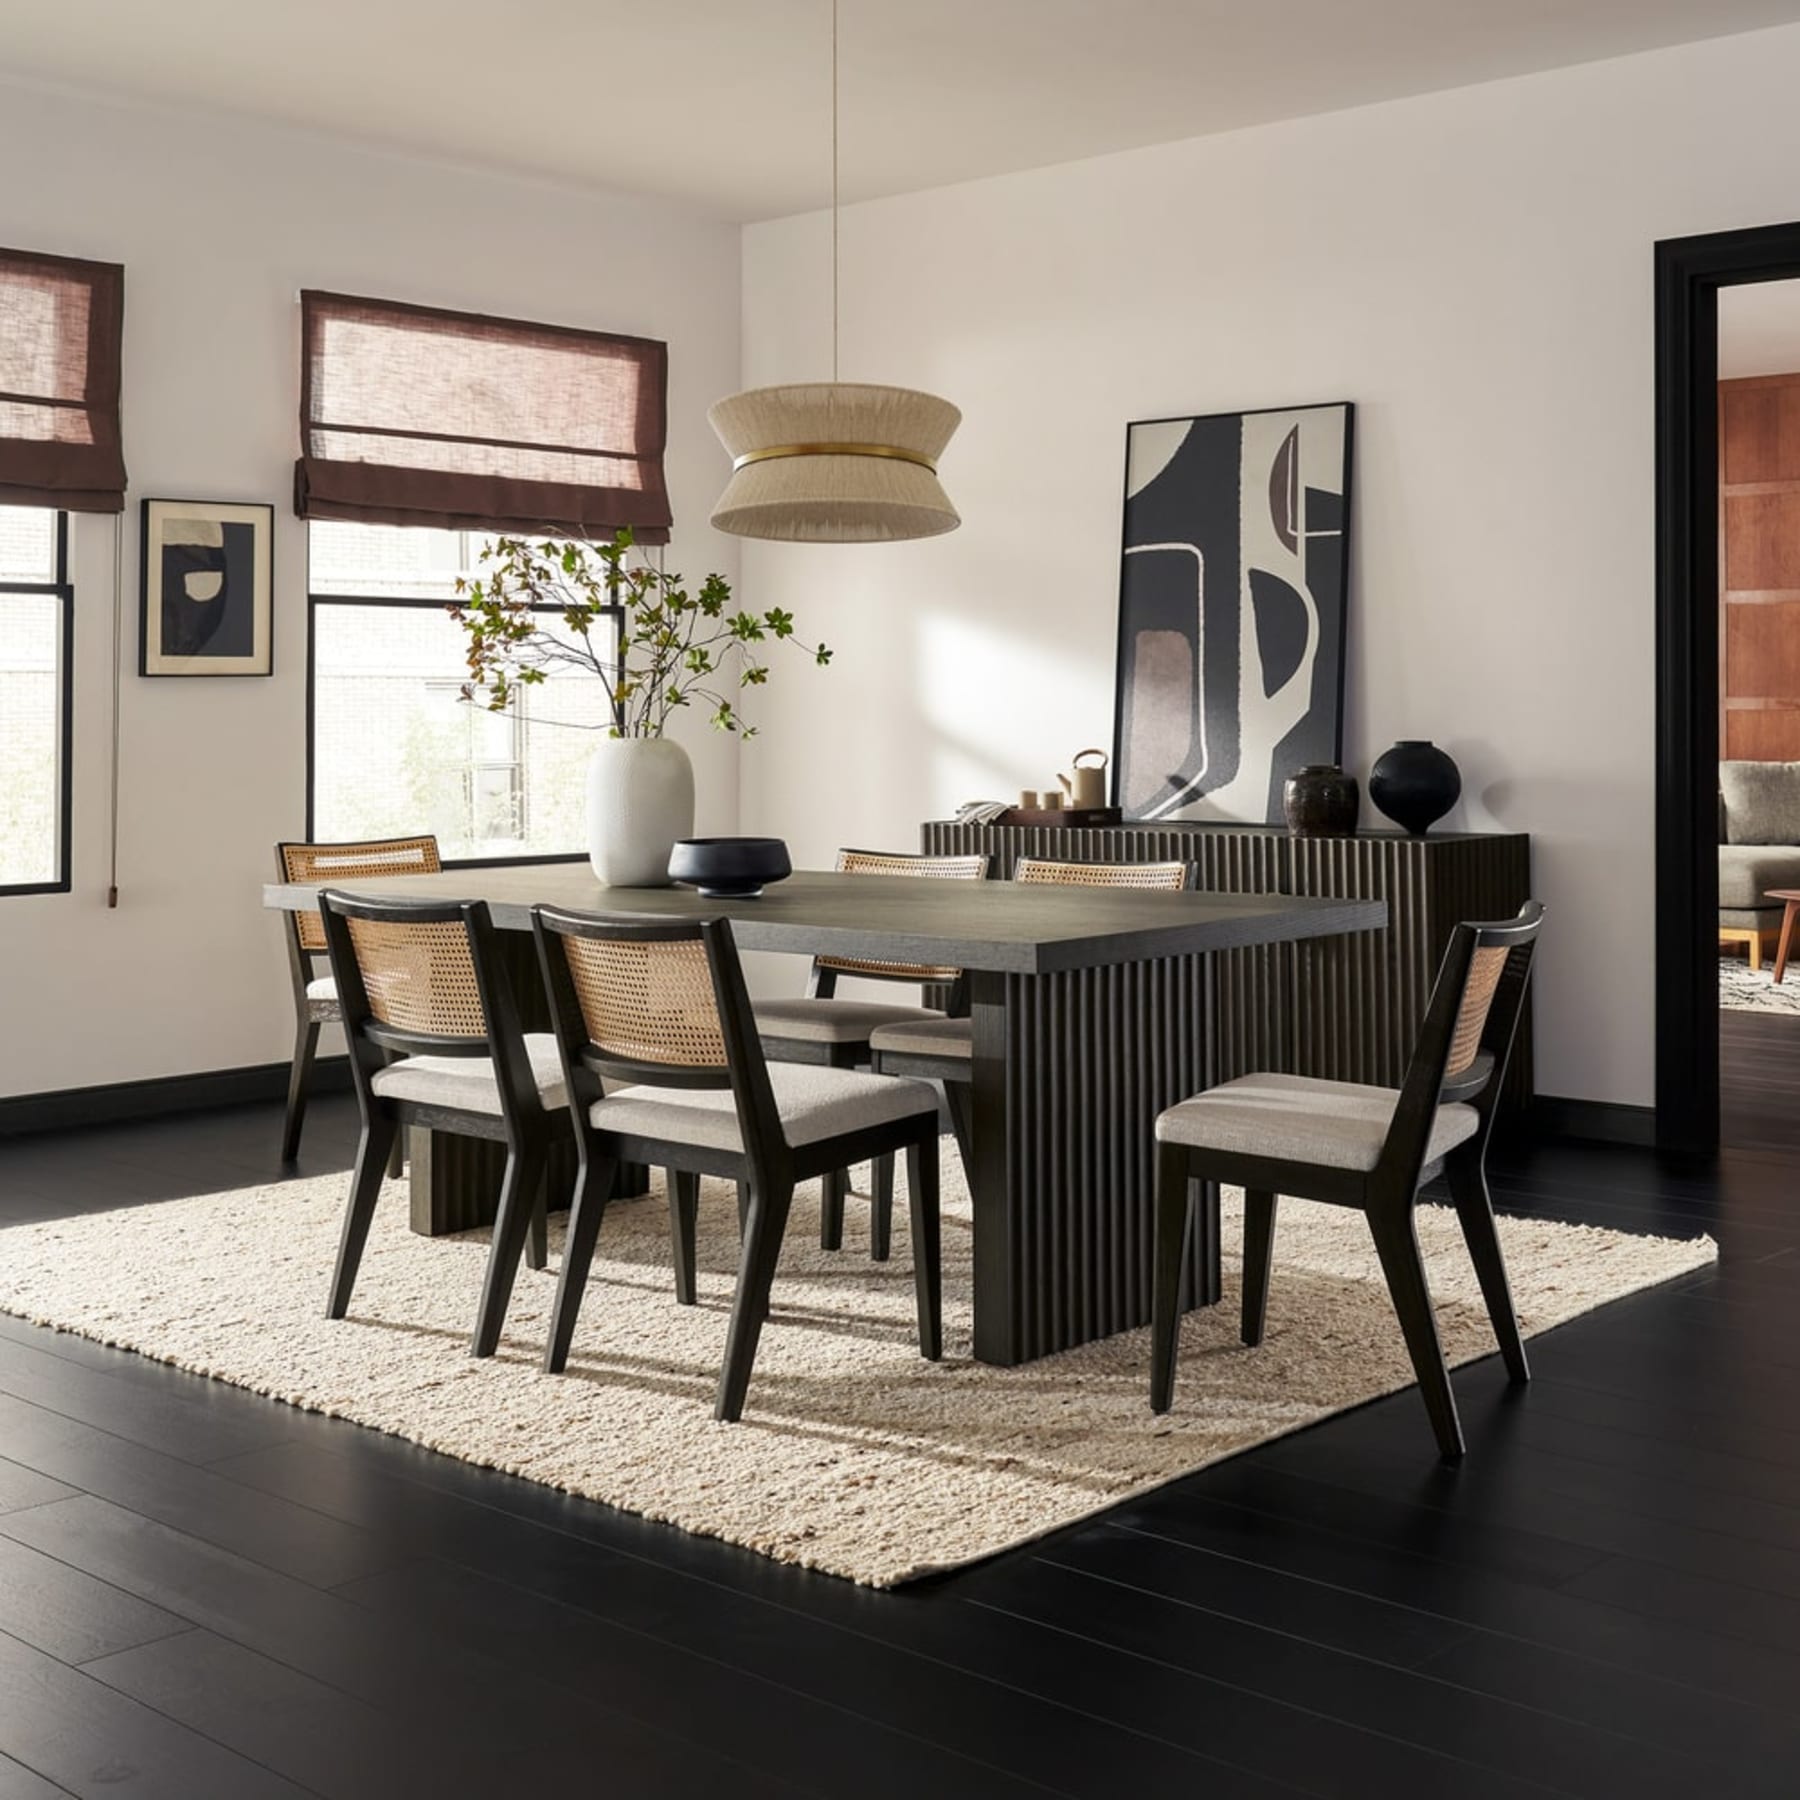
[307,520,618,864]
[0,506,71,894]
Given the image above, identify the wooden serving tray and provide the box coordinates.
[1000,806,1123,827]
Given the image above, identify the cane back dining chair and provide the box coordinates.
[754,847,988,1254]
[1150,901,1546,1460]
[532,905,945,1422]
[317,889,565,1356]
[274,836,441,1161]
[862,856,1192,1258]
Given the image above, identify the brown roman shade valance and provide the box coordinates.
[0,246,126,513]
[295,291,671,542]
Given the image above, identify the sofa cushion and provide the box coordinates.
[1718,845,1800,909]
[1720,760,1800,845]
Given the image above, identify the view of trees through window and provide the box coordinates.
[308,521,616,862]
[0,506,67,892]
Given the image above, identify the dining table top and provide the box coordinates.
[264,862,1387,976]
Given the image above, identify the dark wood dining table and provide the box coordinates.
[264,864,1385,1365]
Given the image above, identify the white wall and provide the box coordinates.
[0,80,743,1099]
[739,23,1800,1109]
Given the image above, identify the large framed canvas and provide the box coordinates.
[1111,402,1352,823]
[139,498,274,676]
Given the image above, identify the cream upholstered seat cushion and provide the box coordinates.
[370,1033,567,1115]
[869,1017,973,1060]
[754,996,944,1045]
[590,1063,936,1153]
[1156,1072,1478,1173]
[304,974,340,1019]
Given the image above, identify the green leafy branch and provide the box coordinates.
[448,528,831,739]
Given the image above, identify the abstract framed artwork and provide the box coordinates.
[1111,402,1353,823]
[139,498,274,676]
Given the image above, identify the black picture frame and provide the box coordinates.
[1110,401,1354,825]
[139,497,274,677]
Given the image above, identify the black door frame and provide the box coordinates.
[1655,219,1800,1154]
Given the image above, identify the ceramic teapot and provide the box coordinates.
[1058,748,1109,811]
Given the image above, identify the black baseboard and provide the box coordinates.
[0,1057,352,1139]
[1526,1094,1658,1149]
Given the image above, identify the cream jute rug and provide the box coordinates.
[0,1168,1714,1587]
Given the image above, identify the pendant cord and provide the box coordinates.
[107,510,123,908]
[831,0,839,383]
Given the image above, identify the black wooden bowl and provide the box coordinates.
[667,837,792,898]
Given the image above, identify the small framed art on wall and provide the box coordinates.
[139,497,273,676]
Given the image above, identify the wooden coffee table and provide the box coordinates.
[1769,889,1800,984]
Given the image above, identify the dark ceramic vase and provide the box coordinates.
[1282,764,1360,837]
[1369,740,1461,836]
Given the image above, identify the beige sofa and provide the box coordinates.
[1720,759,1800,969]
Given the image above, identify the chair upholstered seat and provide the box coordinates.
[304,974,340,1020]
[1155,1072,1479,1173]
[591,1063,936,1153]
[754,996,944,1045]
[371,1033,567,1115]
[869,1016,974,1060]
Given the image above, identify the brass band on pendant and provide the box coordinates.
[730,442,938,474]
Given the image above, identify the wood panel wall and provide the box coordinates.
[1722,372,1800,758]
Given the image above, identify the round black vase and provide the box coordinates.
[1368,740,1461,836]
[1282,764,1360,837]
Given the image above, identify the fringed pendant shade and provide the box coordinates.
[708,1,962,544]
[708,382,961,542]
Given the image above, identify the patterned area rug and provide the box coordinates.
[1720,955,1800,1016]
[0,1167,1715,1587]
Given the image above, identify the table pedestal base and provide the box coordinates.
[968,956,1220,1366]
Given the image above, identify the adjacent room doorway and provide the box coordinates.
[1656,220,1800,1155]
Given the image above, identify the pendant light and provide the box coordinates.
[709,0,961,542]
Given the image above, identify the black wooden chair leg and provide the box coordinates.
[325,1113,397,1319]
[1150,1139,1190,1413]
[870,1155,895,1262]
[1444,1153,1529,1383]
[1241,1188,1278,1347]
[904,1136,942,1359]
[715,1179,796,1422]
[944,1080,975,1182]
[1368,1208,1465,1460]
[386,1125,406,1181]
[281,1020,321,1163]
[819,1169,848,1251]
[544,1156,615,1373]
[669,1170,700,1304]
[471,1144,546,1358]
[735,1180,749,1240]
[525,1170,549,1273]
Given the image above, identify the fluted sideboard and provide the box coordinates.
[921,820,1534,1111]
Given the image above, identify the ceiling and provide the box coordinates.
[1720,279,1800,379]
[4,0,1798,221]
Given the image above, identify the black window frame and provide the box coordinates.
[304,533,625,870]
[0,510,73,898]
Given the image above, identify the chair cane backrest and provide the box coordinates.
[1375,901,1545,1188]
[342,913,487,1040]
[278,836,441,954]
[559,932,729,1072]
[1445,946,1511,1080]
[813,848,990,985]
[533,907,783,1164]
[1014,856,1190,891]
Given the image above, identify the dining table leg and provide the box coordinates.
[965,953,1220,1366]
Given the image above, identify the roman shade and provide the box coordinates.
[295,291,671,542]
[0,246,126,513]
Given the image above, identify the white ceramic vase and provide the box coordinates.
[585,736,695,886]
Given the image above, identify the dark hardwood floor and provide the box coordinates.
[1722,1005,1800,1154]
[0,1095,1794,1798]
